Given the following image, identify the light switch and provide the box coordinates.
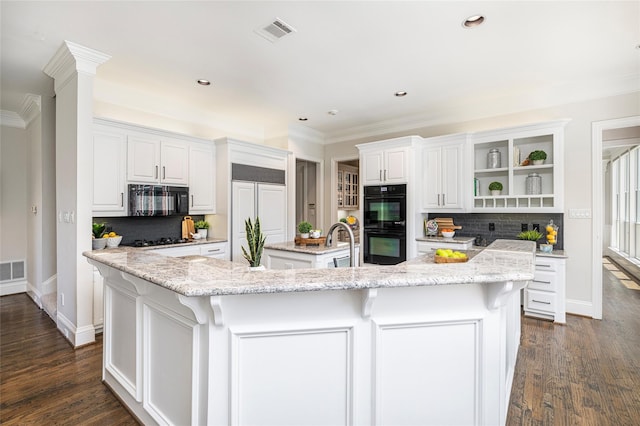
[568,208,592,219]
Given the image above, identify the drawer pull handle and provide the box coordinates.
[536,264,552,268]
[533,280,552,284]
[532,299,551,305]
[207,249,221,253]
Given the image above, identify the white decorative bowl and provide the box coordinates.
[540,244,553,253]
[92,238,107,250]
[441,231,455,239]
[106,236,123,248]
[310,230,321,238]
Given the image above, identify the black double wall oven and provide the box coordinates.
[363,184,407,265]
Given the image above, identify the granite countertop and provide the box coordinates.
[84,239,535,297]
[264,241,360,255]
[416,236,475,244]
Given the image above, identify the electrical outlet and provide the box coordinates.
[532,223,540,232]
[521,223,528,231]
[489,223,495,231]
[60,293,65,306]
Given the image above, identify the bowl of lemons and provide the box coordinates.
[105,231,123,248]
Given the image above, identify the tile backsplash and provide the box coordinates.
[92,215,204,245]
[427,213,564,249]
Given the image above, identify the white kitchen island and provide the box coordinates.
[85,239,535,426]
[263,241,360,269]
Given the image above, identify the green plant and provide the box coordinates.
[92,222,106,238]
[194,220,209,230]
[517,230,543,241]
[242,217,266,267]
[298,221,313,234]
[528,150,547,161]
[488,181,503,191]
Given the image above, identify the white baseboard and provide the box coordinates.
[0,280,27,296]
[57,311,96,347]
[566,299,594,318]
[27,282,43,308]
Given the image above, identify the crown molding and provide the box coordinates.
[20,94,41,126]
[288,123,325,145]
[43,40,111,93]
[0,110,26,129]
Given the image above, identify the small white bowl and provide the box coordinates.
[540,244,553,253]
[441,231,455,239]
[310,230,321,238]
[106,236,123,248]
[92,238,107,250]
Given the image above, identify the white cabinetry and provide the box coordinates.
[416,239,473,255]
[149,242,229,260]
[127,135,189,185]
[189,142,216,214]
[421,134,467,211]
[93,124,127,216]
[524,255,566,323]
[471,120,568,212]
[264,246,360,269]
[359,138,417,185]
[337,164,358,209]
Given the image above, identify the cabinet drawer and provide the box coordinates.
[525,289,556,314]
[535,259,557,272]
[199,243,227,258]
[529,269,558,292]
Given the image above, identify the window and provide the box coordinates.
[611,146,640,261]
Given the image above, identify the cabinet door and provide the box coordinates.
[232,181,256,262]
[127,135,160,183]
[257,183,287,245]
[189,143,215,214]
[161,139,189,185]
[362,151,384,185]
[93,130,127,215]
[384,147,408,183]
[422,146,442,210]
[441,144,462,209]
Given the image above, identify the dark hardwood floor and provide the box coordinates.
[508,259,640,425]
[0,294,137,425]
[1,261,638,425]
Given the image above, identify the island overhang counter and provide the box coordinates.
[85,239,535,426]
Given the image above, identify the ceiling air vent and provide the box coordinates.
[254,18,296,43]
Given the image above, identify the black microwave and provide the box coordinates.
[128,185,189,217]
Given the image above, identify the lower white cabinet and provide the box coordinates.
[524,255,566,323]
[149,242,229,260]
[264,246,360,269]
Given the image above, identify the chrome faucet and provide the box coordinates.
[325,222,358,267]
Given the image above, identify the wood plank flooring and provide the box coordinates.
[0,293,137,425]
[1,261,639,425]
[507,259,640,425]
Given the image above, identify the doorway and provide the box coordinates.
[296,159,320,230]
[592,116,640,319]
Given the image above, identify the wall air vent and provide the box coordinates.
[254,18,296,43]
[0,260,25,282]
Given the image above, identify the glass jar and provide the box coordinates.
[487,148,501,169]
[525,173,542,195]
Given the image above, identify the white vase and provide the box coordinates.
[490,190,502,196]
[248,265,265,271]
[300,233,310,239]
[532,159,544,165]
[197,229,208,239]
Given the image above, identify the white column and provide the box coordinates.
[43,41,110,347]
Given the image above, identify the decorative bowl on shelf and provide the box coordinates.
[539,243,553,253]
[106,236,123,248]
[441,230,455,239]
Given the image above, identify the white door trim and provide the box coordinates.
[592,115,640,320]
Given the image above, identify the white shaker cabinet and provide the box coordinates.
[421,135,467,211]
[93,126,127,216]
[127,135,189,185]
[524,254,566,323]
[361,146,409,185]
[189,142,216,214]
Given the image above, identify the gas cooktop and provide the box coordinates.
[123,237,189,248]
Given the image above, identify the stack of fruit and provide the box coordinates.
[434,248,468,263]
[545,220,558,245]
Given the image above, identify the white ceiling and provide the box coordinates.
[2,1,639,142]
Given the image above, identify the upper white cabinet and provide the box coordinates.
[470,120,569,212]
[421,134,468,211]
[337,164,358,210]
[189,142,216,214]
[127,135,189,185]
[93,124,127,216]
[358,137,419,185]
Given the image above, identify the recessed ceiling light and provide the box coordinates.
[395,91,408,97]
[328,109,339,116]
[298,117,308,121]
[197,79,211,86]
[462,15,485,28]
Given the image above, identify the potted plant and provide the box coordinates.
[298,221,313,238]
[517,230,543,242]
[242,217,266,270]
[92,222,107,249]
[194,220,209,239]
[488,181,503,196]
[528,150,547,165]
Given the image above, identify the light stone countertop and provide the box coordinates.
[84,239,536,297]
[264,241,360,255]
